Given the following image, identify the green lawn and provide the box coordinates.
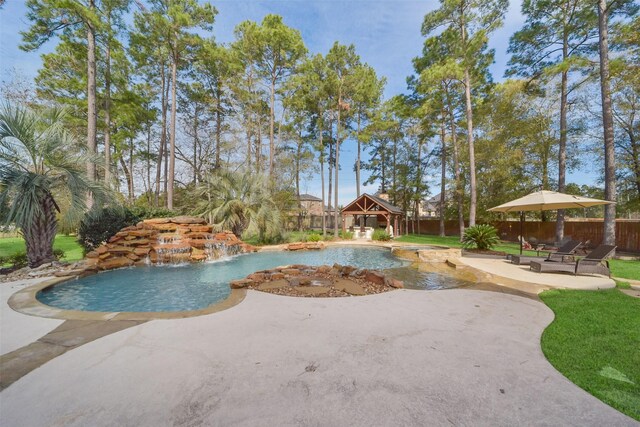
[395,234,639,280]
[540,289,640,421]
[0,235,84,263]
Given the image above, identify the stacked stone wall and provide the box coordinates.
[85,216,256,270]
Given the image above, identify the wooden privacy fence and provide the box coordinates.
[407,219,640,253]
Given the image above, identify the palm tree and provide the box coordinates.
[198,169,282,242]
[0,104,105,268]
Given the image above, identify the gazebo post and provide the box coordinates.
[394,215,399,237]
[386,215,391,234]
[519,211,524,255]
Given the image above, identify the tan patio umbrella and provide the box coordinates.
[488,190,614,254]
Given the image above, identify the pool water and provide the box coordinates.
[38,246,473,313]
[38,246,409,312]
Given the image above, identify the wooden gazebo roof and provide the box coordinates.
[341,193,403,216]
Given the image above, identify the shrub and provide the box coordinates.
[462,224,500,250]
[372,229,392,241]
[307,233,321,242]
[53,248,65,261]
[9,251,28,268]
[78,207,140,252]
[339,230,354,240]
[129,206,176,220]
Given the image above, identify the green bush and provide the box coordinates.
[307,233,321,242]
[129,206,176,220]
[78,207,141,252]
[53,248,65,261]
[9,251,28,268]
[339,230,354,240]
[372,229,392,241]
[462,224,500,250]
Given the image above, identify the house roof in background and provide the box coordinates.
[298,193,322,202]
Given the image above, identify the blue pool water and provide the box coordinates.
[38,246,407,312]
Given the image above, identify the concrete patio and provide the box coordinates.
[458,257,616,293]
[1,281,636,426]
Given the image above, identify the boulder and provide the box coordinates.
[143,218,170,224]
[304,242,325,250]
[170,216,207,224]
[230,278,254,289]
[128,230,157,237]
[96,246,108,255]
[281,268,301,276]
[247,272,266,283]
[365,270,386,286]
[257,279,289,291]
[108,245,135,254]
[86,251,99,259]
[188,226,213,233]
[341,266,357,276]
[269,272,285,280]
[99,257,134,270]
[287,242,305,251]
[134,247,151,256]
[388,278,404,289]
[334,279,366,296]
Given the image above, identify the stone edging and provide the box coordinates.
[8,276,247,321]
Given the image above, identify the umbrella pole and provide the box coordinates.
[520,211,524,255]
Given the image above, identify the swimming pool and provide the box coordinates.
[37,246,406,312]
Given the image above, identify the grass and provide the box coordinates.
[395,234,639,280]
[0,235,84,263]
[539,289,640,421]
[609,259,640,281]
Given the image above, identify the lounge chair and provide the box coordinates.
[529,245,617,277]
[510,240,582,266]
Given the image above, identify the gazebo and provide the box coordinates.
[340,193,404,237]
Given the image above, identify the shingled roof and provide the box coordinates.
[341,193,403,215]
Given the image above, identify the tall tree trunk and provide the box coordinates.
[392,140,397,205]
[168,47,178,210]
[327,118,333,225]
[155,63,168,207]
[255,124,262,173]
[555,33,569,244]
[86,0,97,194]
[459,15,476,227]
[541,142,550,221]
[598,0,617,246]
[146,116,152,205]
[193,105,199,184]
[23,193,58,268]
[439,114,447,237]
[356,111,361,197]
[296,137,302,232]
[415,139,423,234]
[463,68,477,227]
[129,138,135,203]
[628,130,640,194]
[269,77,275,178]
[334,97,341,237]
[119,156,134,204]
[450,108,465,239]
[319,114,327,237]
[215,81,222,169]
[104,20,112,189]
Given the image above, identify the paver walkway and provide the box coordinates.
[1,289,636,426]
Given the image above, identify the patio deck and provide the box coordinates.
[458,257,616,293]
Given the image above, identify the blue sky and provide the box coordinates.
[0,0,597,204]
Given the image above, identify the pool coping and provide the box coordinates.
[8,276,247,321]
